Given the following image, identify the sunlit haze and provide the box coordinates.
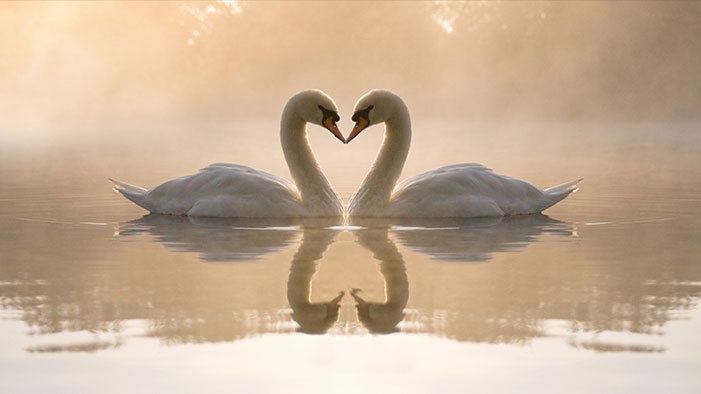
[1,1,700,134]
[1,2,701,393]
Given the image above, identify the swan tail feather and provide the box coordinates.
[540,178,583,211]
[108,178,150,210]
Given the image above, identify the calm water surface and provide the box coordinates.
[1,122,700,393]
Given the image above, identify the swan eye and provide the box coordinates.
[352,105,373,123]
[318,105,339,123]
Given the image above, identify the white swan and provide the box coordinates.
[110,90,345,217]
[346,90,581,217]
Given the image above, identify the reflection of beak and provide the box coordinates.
[345,118,369,144]
[325,291,345,315]
[351,288,367,307]
[323,118,345,143]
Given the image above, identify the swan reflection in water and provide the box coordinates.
[5,208,692,353]
[117,213,573,335]
[286,224,343,334]
[345,215,572,334]
[120,215,350,334]
[117,214,304,262]
[118,213,572,264]
[349,224,409,334]
[387,214,573,262]
[118,215,410,334]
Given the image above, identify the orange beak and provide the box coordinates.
[345,118,369,144]
[323,117,345,143]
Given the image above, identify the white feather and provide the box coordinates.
[110,91,343,218]
[348,90,581,218]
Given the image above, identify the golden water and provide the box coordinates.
[1,121,700,393]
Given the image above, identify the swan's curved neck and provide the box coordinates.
[353,103,411,211]
[280,107,339,212]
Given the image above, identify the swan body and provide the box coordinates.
[110,164,305,217]
[346,90,581,218]
[110,90,345,218]
[387,164,581,217]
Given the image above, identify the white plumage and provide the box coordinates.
[109,164,305,217]
[389,164,581,217]
[347,90,581,218]
[110,90,345,218]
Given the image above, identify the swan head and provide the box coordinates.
[351,288,404,334]
[290,291,344,335]
[290,89,344,143]
[346,89,403,143]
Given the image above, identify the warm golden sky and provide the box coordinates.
[1,1,700,127]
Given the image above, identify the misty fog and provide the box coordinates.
[1,0,700,137]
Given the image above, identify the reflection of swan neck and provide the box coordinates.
[379,254,408,307]
[369,234,408,307]
[353,228,409,333]
[287,230,327,305]
[287,258,317,310]
[280,105,338,210]
[286,228,341,334]
[353,102,411,210]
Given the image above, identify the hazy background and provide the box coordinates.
[2,4,701,387]
[1,0,700,137]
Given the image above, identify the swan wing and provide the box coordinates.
[390,164,576,217]
[112,164,304,217]
[393,163,491,191]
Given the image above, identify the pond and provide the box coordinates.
[1,121,700,393]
